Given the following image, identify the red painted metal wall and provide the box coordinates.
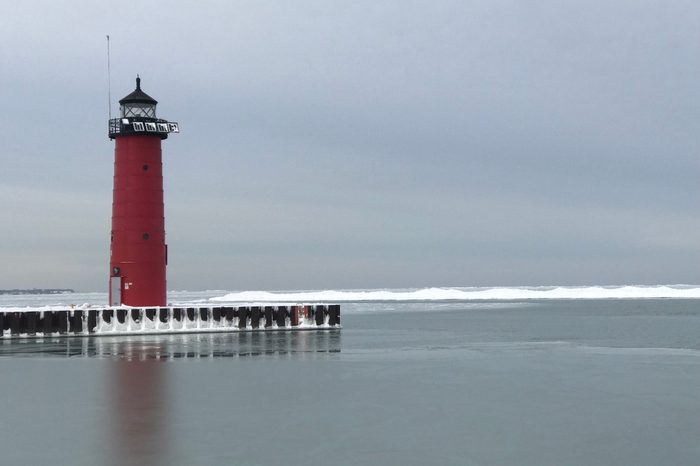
[109,135,166,306]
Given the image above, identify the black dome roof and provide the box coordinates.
[119,76,158,105]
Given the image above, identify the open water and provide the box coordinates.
[0,291,699,465]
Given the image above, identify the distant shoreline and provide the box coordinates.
[0,289,74,295]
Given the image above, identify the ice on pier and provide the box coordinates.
[210,285,700,303]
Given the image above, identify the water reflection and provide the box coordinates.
[0,330,342,359]
[0,331,341,465]
[112,356,168,466]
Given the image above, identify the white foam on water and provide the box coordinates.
[3,285,700,310]
[209,285,700,303]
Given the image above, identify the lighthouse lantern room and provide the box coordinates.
[108,76,179,307]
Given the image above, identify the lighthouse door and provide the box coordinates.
[110,277,122,306]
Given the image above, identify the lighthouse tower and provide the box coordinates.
[108,76,179,307]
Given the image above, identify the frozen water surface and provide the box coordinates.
[0,291,699,466]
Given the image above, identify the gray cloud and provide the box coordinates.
[1,1,699,291]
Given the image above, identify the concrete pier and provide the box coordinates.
[0,304,340,339]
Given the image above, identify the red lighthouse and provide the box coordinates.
[108,76,179,307]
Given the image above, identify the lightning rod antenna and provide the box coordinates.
[107,35,112,121]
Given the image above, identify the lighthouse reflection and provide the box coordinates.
[105,331,338,466]
[112,355,168,466]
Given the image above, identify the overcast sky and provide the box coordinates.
[1,1,699,292]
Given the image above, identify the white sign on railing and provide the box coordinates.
[112,119,180,134]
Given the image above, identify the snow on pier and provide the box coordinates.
[0,304,340,338]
